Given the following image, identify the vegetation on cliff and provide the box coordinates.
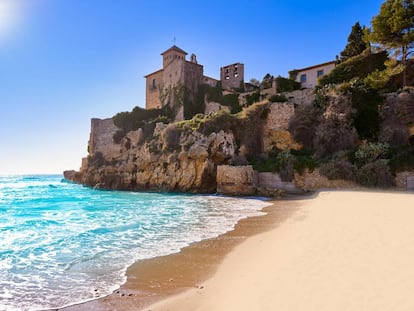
[68,0,414,192]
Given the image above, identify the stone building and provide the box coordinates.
[289,61,336,89]
[144,45,218,110]
[220,62,244,90]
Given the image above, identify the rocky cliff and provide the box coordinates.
[65,121,236,192]
[64,101,299,193]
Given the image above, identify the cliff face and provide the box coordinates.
[64,101,299,193]
[65,119,237,193]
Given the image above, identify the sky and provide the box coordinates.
[0,0,384,175]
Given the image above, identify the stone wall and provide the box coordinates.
[262,102,300,152]
[89,118,121,159]
[285,89,315,106]
[145,70,163,109]
[216,165,257,195]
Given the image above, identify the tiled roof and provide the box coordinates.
[161,45,188,55]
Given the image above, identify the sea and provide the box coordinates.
[0,175,270,311]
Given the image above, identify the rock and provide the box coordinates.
[188,144,209,160]
[216,165,257,195]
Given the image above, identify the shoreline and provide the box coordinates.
[61,189,414,311]
[60,194,309,311]
[149,190,414,311]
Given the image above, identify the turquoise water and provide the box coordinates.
[0,175,269,311]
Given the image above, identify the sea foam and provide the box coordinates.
[0,175,270,310]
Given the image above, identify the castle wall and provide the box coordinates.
[145,70,163,109]
[221,63,244,90]
[163,59,186,88]
[89,118,121,159]
[184,61,203,102]
[202,75,219,87]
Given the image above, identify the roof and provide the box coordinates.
[290,60,337,73]
[144,68,163,78]
[161,45,188,56]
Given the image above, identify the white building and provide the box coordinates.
[290,61,336,89]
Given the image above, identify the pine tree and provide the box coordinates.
[369,0,414,86]
[340,22,368,61]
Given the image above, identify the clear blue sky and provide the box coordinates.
[0,0,384,175]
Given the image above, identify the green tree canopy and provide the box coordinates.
[340,22,369,60]
[369,0,414,86]
[261,73,274,89]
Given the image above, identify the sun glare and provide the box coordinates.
[0,0,18,38]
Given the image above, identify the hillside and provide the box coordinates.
[65,49,414,194]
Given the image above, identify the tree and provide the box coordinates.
[261,73,273,89]
[340,22,369,60]
[369,0,414,86]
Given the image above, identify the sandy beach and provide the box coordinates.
[149,191,414,311]
[63,190,414,311]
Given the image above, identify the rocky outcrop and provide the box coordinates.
[262,103,301,152]
[216,165,257,195]
[67,118,237,193]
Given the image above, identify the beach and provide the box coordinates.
[64,190,414,311]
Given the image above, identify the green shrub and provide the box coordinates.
[319,158,357,181]
[251,150,297,181]
[252,153,281,173]
[339,79,383,140]
[113,106,171,134]
[364,59,405,91]
[354,142,390,167]
[221,94,242,113]
[269,94,288,103]
[245,91,260,106]
[202,111,239,135]
[290,148,319,173]
[388,145,414,173]
[318,50,387,86]
[275,76,301,92]
[356,160,394,188]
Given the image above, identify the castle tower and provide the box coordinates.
[220,63,244,90]
[161,45,187,68]
[144,46,204,113]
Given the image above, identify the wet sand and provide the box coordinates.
[63,190,414,311]
[61,196,303,311]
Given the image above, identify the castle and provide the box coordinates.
[144,45,244,110]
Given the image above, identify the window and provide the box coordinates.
[300,74,307,83]
[317,70,324,77]
[152,79,157,89]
